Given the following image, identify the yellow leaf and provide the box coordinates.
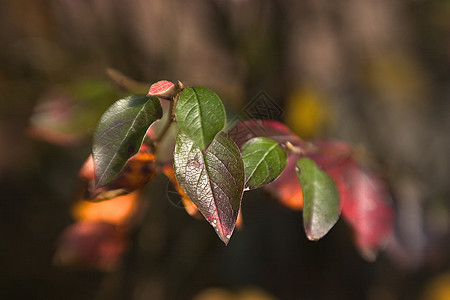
[285,86,331,138]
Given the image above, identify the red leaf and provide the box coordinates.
[54,221,126,271]
[337,162,394,260]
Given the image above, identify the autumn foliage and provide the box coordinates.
[53,79,394,270]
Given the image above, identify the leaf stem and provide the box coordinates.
[153,81,183,144]
[154,100,175,144]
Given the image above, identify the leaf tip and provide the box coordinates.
[305,230,327,241]
[219,232,232,245]
[208,217,234,245]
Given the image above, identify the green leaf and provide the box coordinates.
[296,157,340,240]
[173,131,244,244]
[241,137,287,189]
[176,86,226,149]
[93,94,162,187]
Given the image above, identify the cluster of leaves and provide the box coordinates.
[88,80,394,259]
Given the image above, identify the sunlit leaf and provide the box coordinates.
[241,137,287,189]
[176,87,225,149]
[296,157,340,240]
[173,131,244,244]
[93,94,162,187]
[72,191,140,225]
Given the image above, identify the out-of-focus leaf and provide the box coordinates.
[173,131,244,244]
[285,87,332,139]
[28,80,122,145]
[307,140,394,259]
[227,120,306,148]
[421,272,450,300]
[93,94,162,187]
[193,286,277,300]
[72,191,140,225]
[296,157,340,240]
[265,153,304,210]
[329,160,394,260]
[81,144,157,201]
[241,137,287,189]
[176,87,225,149]
[53,221,126,271]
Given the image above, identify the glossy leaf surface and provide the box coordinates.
[296,157,340,240]
[241,137,287,189]
[93,94,162,187]
[176,87,225,149]
[173,131,244,244]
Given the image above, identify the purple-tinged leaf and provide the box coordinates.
[173,131,244,244]
[93,94,162,187]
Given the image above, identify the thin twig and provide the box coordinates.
[106,68,149,93]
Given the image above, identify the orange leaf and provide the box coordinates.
[72,191,139,225]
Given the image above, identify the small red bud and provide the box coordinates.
[148,80,176,98]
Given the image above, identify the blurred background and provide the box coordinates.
[1,0,449,299]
